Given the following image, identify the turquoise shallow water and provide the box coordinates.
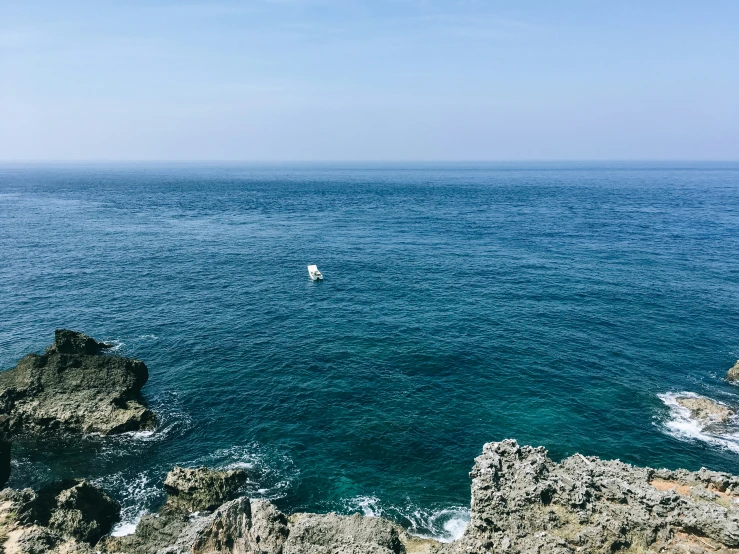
[1,162,739,539]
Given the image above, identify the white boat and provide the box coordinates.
[307,265,323,281]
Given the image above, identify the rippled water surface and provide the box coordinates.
[1,162,739,538]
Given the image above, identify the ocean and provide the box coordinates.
[1,162,738,540]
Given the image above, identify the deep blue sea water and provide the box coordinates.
[1,162,739,539]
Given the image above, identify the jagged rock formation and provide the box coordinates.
[283,512,417,554]
[101,466,249,554]
[449,439,739,554]
[8,442,739,553]
[0,479,119,554]
[728,360,739,382]
[100,466,441,554]
[0,330,155,436]
[3,329,739,554]
[163,466,248,513]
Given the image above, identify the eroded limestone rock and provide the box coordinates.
[162,466,247,513]
[0,481,118,554]
[449,439,739,554]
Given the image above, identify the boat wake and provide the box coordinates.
[657,392,739,454]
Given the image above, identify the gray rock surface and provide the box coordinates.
[25,479,121,544]
[0,481,118,554]
[0,330,154,435]
[283,511,423,554]
[101,498,261,554]
[101,468,251,554]
[728,360,739,382]
[162,466,247,513]
[99,466,444,554]
[248,499,290,554]
[450,439,739,554]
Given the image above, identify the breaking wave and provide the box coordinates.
[187,444,298,500]
[94,471,163,537]
[657,392,739,454]
[342,496,469,543]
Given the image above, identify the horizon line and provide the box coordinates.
[1,159,739,165]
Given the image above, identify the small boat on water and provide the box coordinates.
[307,265,323,281]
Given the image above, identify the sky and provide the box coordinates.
[1,1,738,161]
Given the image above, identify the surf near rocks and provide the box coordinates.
[100,466,441,554]
[5,331,739,553]
[0,329,155,489]
[99,442,739,554]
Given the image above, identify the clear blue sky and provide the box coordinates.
[1,1,737,161]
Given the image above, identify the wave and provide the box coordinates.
[104,339,125,353]
[93,442,296,538]
[187,444,298,501]
[94,471,163,538]
[342,496,469,543]
[657,392,739,454]
[100,333,158,356]
[101,392,193,452]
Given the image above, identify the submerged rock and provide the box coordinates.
[675,394,735,424]
[449,439,739,554]
[727,360,739,382]
[0,330,155,435]
[162,466,247,513]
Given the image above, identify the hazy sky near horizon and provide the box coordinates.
[1,1,738,161]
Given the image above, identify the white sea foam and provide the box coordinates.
[657,392,739,454]
[189,444,297,500]
[122,430,156,439]
[345,495,383,518]
[107,391,193,447]
[105,339,125,353]
[93,471,163,538]
[342,496,469,543]
[111,517,141,537]
[404,506,470,543]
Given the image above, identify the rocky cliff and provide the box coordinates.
[3,332,739,553]
[450,440,739,554]
[99,466,440,554]
[0,330,155,437]
[0,479,120,554]
[4,442,739,553]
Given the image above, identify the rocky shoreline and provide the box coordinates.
[2,331,739,553]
